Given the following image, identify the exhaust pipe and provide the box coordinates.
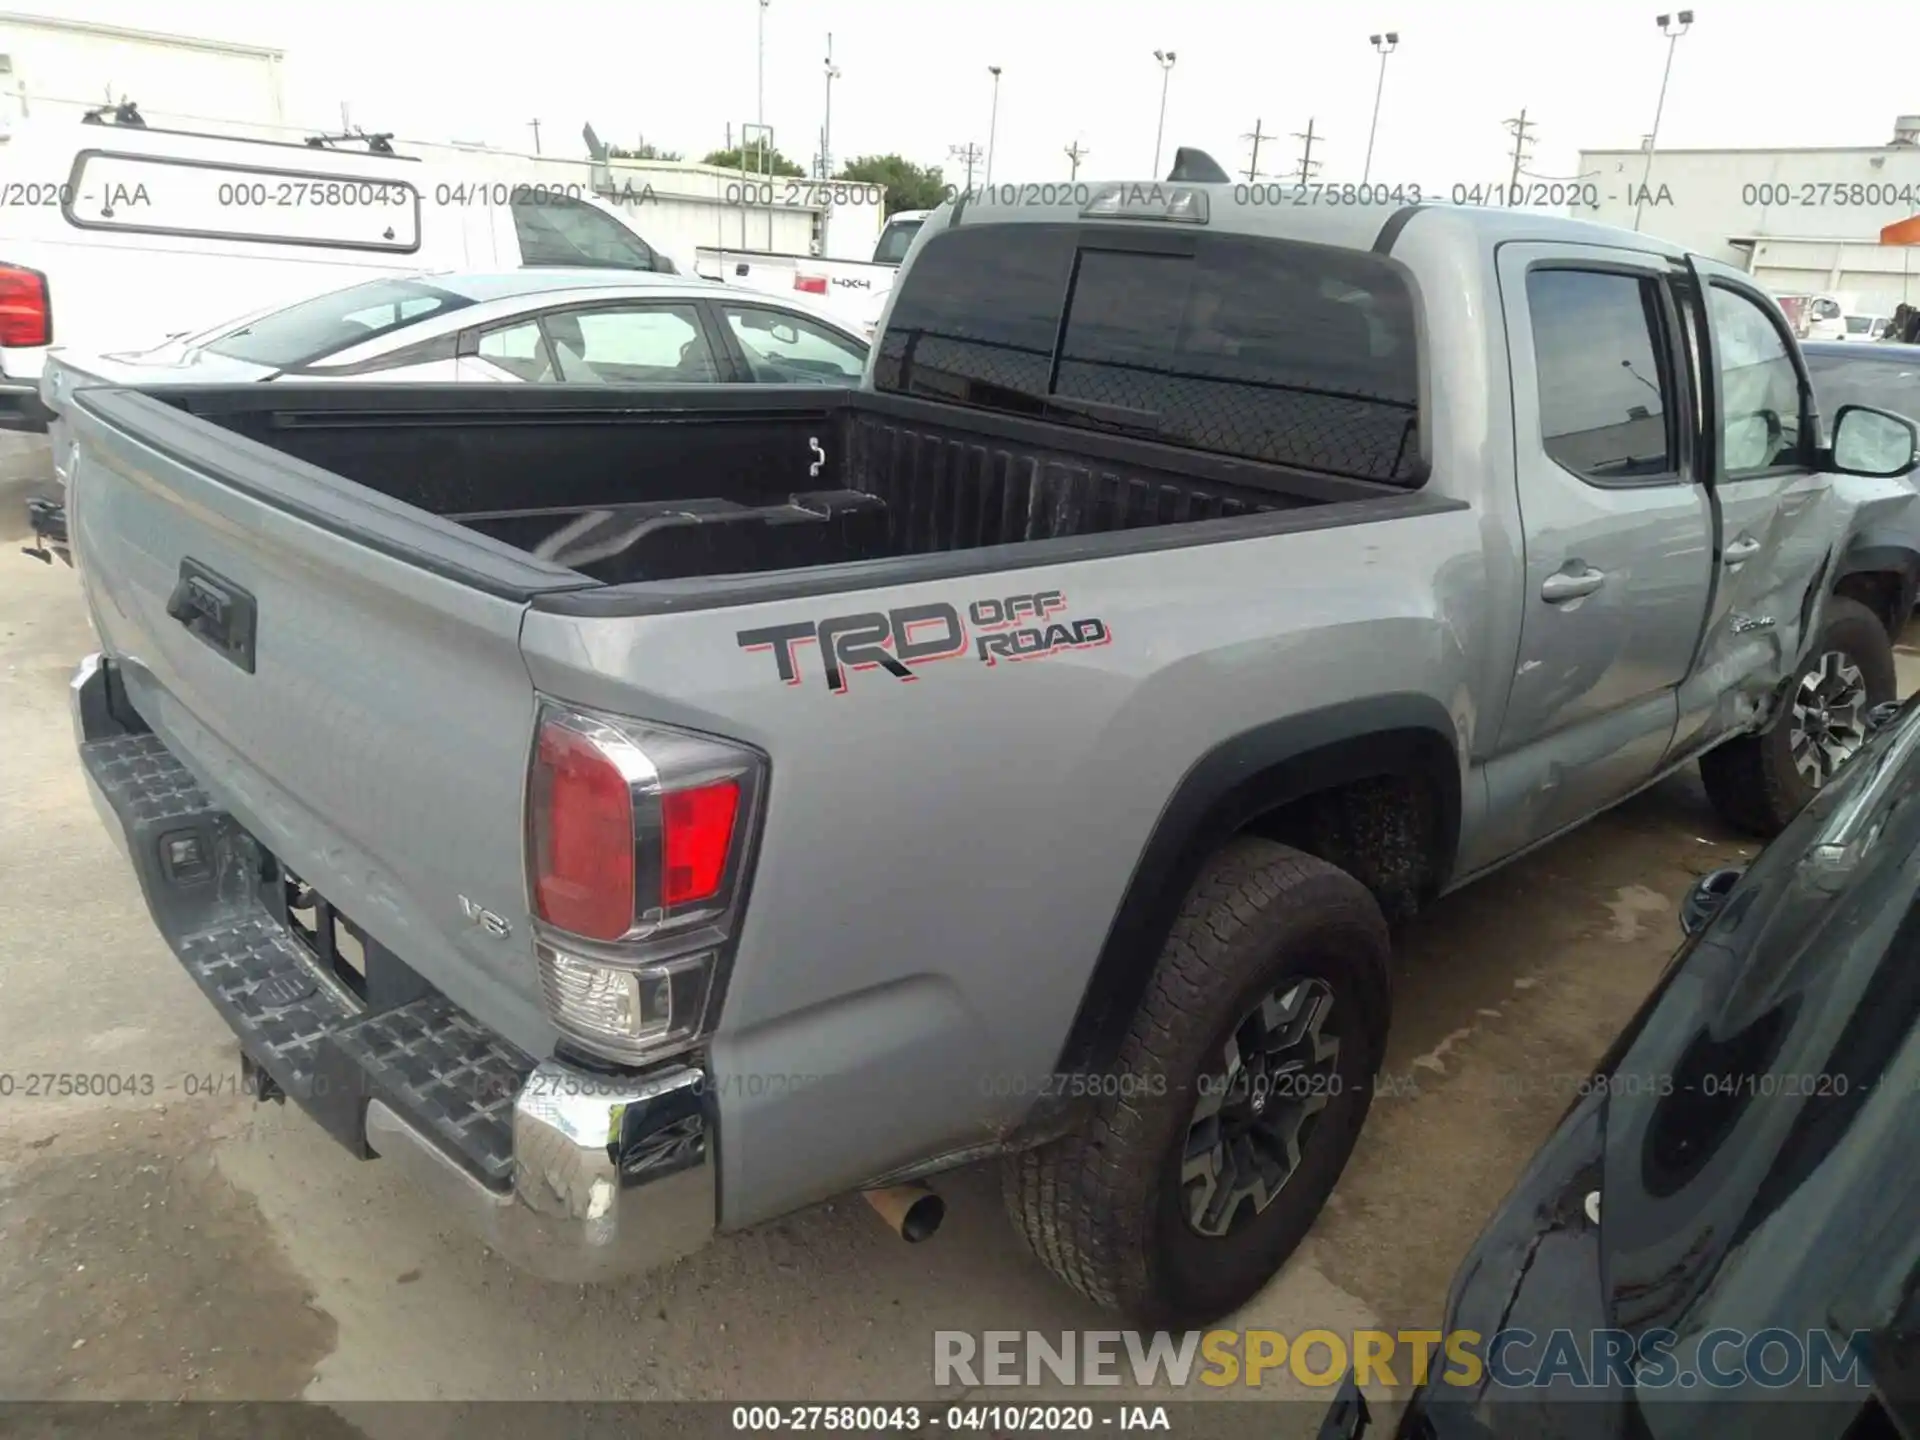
[862,1182,945,1242]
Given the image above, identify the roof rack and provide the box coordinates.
[81,100,146,127]
[303,129,399,156]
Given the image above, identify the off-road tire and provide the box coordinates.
[1699,596,1896,838]
[1001,838,1391,1327]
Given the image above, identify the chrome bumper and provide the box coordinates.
[73,651,715,1286]
[365,1061,714,1285]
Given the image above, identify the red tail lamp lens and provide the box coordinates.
[661,780,740,907]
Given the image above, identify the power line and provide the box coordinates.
[1503,107,1536,198]
[1065,139,1089,180]
[1241,118,1273,182]
[1291,117,1323,183]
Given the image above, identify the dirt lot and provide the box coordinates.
[2,505,1914,1428]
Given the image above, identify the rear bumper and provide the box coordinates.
[0,380,51,433]
[71,652,716,1284]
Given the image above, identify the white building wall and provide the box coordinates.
[1575,141,1920,312]
[0,12,284,134]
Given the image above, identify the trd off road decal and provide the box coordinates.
[737,589,1112,694]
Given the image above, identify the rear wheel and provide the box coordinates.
[1700,596,1895,837]
[1002,838,1390,1326]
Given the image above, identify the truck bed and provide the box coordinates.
[129,384,1405,588]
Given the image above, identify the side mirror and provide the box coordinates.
[1827,404,1920,479]
[1680,867,1744,937]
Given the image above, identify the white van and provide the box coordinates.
[0,109,677,429]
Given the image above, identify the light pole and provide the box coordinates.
[1363,32,1398,184]
[757,0,770,132]
[1152,50,1177,176]
[1636,10,1693,231]
[822,35,839,179]
[985,66,1004,187]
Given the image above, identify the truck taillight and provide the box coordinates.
[530,720,635,941]
[794,274,827,295]
[661,781,739,907]
[0,264,50,348]
[526,702,766,1063]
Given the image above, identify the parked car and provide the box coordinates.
[0,109,680,433]
[22,269,868,562]
[1803,340,1920,614]
[695,208,933,337]
[1803,295,1848,341]
[1319,689,1920,1439]
[1840,314,1891,343]
[61,180,1920,1325]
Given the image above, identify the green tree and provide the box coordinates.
[702,143,806,177]
[608,137,682,161]
[841,154,949,215]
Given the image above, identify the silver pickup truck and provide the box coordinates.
[62,184,1920,1326]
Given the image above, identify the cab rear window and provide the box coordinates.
[874,223,1422,485]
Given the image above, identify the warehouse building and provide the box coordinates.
[1576,116,1920,316]
[0,11,286,134]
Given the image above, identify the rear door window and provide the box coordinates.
[65,151,421,252]
[875,224,1421,484]
[540,303,718,382]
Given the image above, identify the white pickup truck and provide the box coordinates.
[694,209,930,336]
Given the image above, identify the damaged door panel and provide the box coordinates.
[1671,263,1843,755]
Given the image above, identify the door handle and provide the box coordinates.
[1723,536,1762,564]
[1541,566,1607,603]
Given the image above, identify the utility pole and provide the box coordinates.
[1151,50,1177,176]
[1363,32,1399,184]
[821,33,839,180]
[1291,118,1323,184]
[949,142,983,192]
[1638,10,1694,231]
[986,66,1003,187]
[1241,118,1272,181]
[1065,139,1088,180]
[1503,107,1535,197]
[757,0,770,129]
[528,118,542,155]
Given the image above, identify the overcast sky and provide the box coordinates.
[62,0,1920,188]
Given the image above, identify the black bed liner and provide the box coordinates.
[95,382,1434,593]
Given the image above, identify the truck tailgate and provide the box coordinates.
[66,387,593,1055]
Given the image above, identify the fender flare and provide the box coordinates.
[1014,693,1462,1143]
[1833,536,1920,636]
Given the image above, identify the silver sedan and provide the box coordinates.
[34,269,872,530]
[43,267,870,405]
